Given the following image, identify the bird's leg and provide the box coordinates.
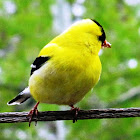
[27,101,40,127]
[70,105,80,123]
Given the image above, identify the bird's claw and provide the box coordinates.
[70,105,80,123]
[27,102,39,127]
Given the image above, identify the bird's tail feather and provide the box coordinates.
[7,87,31,105]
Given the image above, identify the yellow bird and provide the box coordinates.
[7,19,111,125]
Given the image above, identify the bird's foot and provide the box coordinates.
[70,105,80,123]
[27,102,40,127]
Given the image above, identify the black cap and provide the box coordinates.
[91,19,106,44]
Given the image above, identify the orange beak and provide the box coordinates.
[101,40,111,48]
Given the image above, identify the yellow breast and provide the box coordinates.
[29,48,101,105]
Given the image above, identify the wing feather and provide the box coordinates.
[30,56,50,75]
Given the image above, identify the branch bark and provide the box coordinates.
[0,108,140,123]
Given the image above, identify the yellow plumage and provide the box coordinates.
[8,19,111,108]
[29,19,102,105]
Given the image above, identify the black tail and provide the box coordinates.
[7,87,31,105]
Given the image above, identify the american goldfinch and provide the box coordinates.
[7,19,111,125]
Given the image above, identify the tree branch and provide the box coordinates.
[0,108,140,123]
[108,86,140,107]
[116,86,140,103]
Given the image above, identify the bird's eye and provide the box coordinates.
[99,29,106,45]
[91,19,106,45]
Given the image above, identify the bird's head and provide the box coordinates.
[91,19,111,49]
[69,19,111,50]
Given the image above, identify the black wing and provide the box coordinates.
[30,56,50,75]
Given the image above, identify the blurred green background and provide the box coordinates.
[0,0,140,139]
